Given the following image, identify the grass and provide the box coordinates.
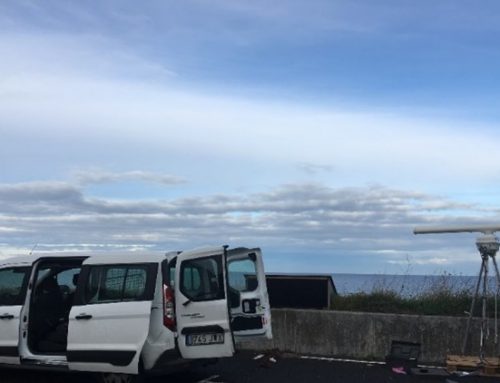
[331,273,500,317]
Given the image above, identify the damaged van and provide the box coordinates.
[0,246,272,382]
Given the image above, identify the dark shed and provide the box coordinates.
[264,273,337,310]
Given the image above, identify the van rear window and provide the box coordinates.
[179,255,225,302]
[0,267,31,306]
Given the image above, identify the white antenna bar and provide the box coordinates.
[414,224,500,235]
[413,223,500,357]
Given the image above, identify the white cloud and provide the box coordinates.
[1,29,500,197]
[73,169,186,186]
[2,42,500,192]
[0,32,175,84]
[297,162,334,175]
[388,257,450,266]
[1,3,500,274]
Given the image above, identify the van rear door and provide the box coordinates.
[0,265,31,365]
[175,247,234,359]
[227,248,272,339]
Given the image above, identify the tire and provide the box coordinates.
[99,372,144,383]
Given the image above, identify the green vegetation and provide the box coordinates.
[332,274,499,317]
[332,289,486,316]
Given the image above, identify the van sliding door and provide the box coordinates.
[67,262,157,374]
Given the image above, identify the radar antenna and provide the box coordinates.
[414,225,500,360]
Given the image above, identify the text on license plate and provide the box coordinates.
[187,333,224,346]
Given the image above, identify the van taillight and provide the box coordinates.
[163,284,176,331]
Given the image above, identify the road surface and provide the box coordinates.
[2,351,499,383]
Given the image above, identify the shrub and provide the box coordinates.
[331,273,498,317]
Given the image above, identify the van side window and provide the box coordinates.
[228,258,258,292]
[0,267,31,306]
[180,255,224,302]
[83,264,156,304]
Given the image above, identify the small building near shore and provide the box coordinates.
[264,273,337,310]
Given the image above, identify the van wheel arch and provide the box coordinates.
[98,372,144,383]
[98,359,145,383]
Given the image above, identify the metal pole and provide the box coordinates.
[491,256,500,352]
[480,255,489,361]
[463,259,485,355]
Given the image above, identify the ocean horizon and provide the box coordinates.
[331,273,497,297]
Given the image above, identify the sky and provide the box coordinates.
[2,0,500,275]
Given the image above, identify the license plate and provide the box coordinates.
[187,333,224,346]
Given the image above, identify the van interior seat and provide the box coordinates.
[31,276,66,352]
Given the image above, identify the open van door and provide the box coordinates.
[0,265,31,365]
[226,248,272,339]
[175,247,234,359]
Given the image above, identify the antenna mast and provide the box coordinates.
[29,244,38,256]
[414,225,500,359]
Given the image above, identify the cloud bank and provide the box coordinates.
[0,176,496,273]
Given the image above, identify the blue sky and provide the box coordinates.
[2,0,500,274]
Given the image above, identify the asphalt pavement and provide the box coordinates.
[2,351,500,383]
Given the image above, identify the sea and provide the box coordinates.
[331,273,499,297]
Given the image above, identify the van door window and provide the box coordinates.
[228,259,258,292]
[83,264,156,304]
[0,267,30,306]
[180,255,224,302]
[56,268,81,303]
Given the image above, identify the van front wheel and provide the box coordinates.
[99,373,144,383]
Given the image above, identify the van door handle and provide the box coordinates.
[75,314,93,320]
[0,314,14,320]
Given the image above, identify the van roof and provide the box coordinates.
[84,252,168,265]
[0,246,231,268]
[0,251,177,267]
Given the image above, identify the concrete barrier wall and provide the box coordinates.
[237,309,498,364]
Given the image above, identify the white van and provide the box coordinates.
[0,246,272,382]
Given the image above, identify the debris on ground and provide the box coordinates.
[391,366,407,375]
[197,375,222,383]
[255,350,281,368]
[447,354,500,378]
[410,367,450,377]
